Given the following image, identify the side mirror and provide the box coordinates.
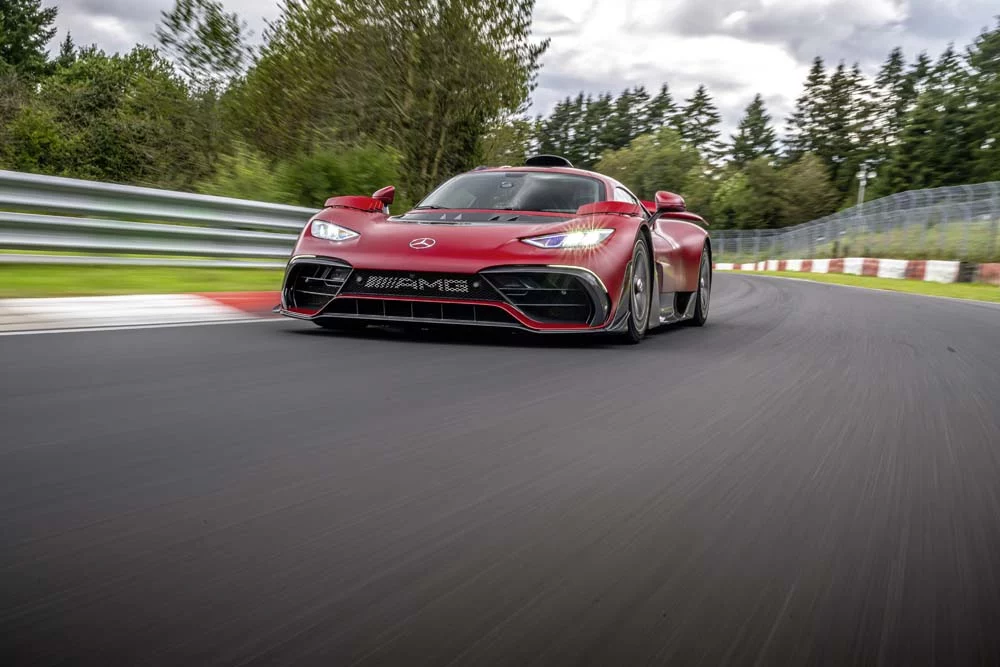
[372,185,395,207]
[655,191,686,213]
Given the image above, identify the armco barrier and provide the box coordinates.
[0,169,316,268]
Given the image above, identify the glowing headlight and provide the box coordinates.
[310,220,359,242]
[522,229,614,249]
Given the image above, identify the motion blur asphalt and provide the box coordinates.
[2,274,1000,666]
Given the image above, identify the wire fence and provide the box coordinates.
[0,169,314,269]
[712,182,1000,264]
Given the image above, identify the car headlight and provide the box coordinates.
[522,229,614,249]
[310,220,360,242]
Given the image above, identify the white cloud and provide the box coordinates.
[48,0,998,135]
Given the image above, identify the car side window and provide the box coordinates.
[614,187,647,216]
[613,187,634,204]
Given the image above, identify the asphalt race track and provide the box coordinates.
[2,274,1000,666]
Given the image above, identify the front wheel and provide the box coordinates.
[619,237,652,344]
[686,248,711,327]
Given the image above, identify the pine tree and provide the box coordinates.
[844,62,880,201]
[56,32,76,68]
[814,61,855,192]
[966,18,1000,181]
[874,47,909,161]
[677,84,723,161]
[730,94,777,167]
[881,44,976,193]
[641,84,677,135]
[0,0,58,78]
[785,57,827,160]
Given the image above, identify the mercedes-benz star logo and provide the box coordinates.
[409,238,436,249]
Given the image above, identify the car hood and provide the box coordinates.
[294,208,636,274]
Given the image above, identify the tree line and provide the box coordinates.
[1,0,998,229]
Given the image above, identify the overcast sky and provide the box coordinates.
[51,0,999,134]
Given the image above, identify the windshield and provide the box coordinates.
[417,171,604,214]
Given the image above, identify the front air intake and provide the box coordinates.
[284,261,352,311]
[482,270,599,325]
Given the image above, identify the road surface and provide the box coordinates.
[2,274,999,665]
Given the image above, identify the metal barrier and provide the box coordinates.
[4,169,999,268]
[0,169,316,268]
[712,181,1000,263]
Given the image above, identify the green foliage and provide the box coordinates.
[195,145,294,203]
[0,0,998,238]
[677,85,724,162]
[595,128,704,200]
[2,46,211,186]
[235,0,548,198]
[155,0,254,90]
[730,94,778,167]
[281,144,403,208]
[784,57,826,160]
[778,154,841,225]
[0,0,57,78]
[197,143,405,209]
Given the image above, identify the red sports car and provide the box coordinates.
[277,155,711,343]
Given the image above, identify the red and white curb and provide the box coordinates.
[714,259,1000,285]
[0,292,279,333]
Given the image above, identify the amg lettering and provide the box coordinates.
[363,275,469,293]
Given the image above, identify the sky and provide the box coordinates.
[51,0,999,135]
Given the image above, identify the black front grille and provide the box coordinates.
[285,262,352,310]
[485,272,594,325]
[339,270,501,301]
[324,298,518,326]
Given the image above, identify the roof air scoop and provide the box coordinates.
[525,155,574,168]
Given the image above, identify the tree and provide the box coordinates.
[237,0,549,197]
[873,47,909,161]
[0,0,57,78]
[55,32,76,69]
[2,46,209,187]
[778,154,841,225]
[730,94,777,167]
[785,57,826,160]
[595,127,703,200]
[677,84,723,161]
[642,83,677,135]
[966,18,1000,181]
[155,0,254,90]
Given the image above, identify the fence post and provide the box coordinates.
[753,231,761,262]
[990,183,1000,262]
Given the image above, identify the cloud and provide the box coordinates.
[48,0,999,134]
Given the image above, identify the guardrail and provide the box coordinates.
[5,169,1000,269]
[0,169,316,269]
[713,181,1000,263]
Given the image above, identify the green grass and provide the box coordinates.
[0,265,285,298]
[750,271,1000,303]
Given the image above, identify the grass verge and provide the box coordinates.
[0,265,284,298]
[746,271,1000,303]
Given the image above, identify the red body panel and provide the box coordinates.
[281,165,710,332]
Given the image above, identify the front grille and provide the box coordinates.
[484,272,594,325]
[285,262,352,310]
[323,298,518,326]
[339,270,501,301]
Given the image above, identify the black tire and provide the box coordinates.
[686,247,711,327]
[619,236,653,344]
